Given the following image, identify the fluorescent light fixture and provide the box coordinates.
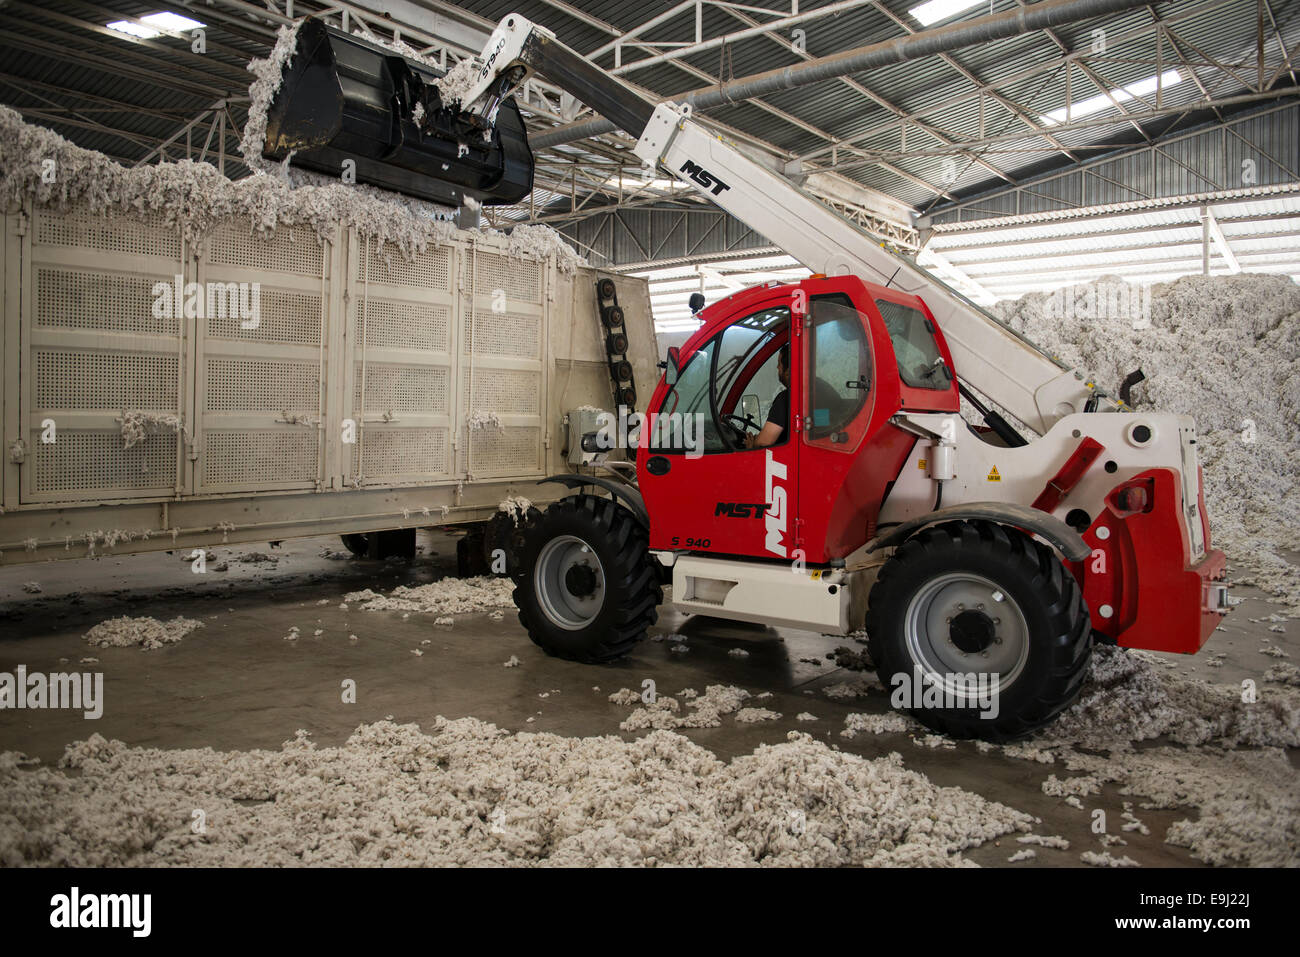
[908,0,984,27]
[107,11,205,40]
[603,173,680,193]
[1041,69,1183,125]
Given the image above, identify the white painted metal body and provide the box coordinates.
[880,412,1206,559]
[666,553,871,635]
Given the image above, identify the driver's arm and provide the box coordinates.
[746,421,784,449]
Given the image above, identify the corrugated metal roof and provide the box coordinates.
[2,0,1298,254]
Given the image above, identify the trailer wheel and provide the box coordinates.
[865,520,1091,742]
[340,533,369,557]
[512,495,662,662]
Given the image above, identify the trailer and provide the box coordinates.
[0,198,654,567]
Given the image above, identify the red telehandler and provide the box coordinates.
[268,14,1229,739]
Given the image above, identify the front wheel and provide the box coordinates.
[866,520,1091,742]
[512,495,662,662]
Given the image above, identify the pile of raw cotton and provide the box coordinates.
[1014,647,1298,866]
[344,576,514,616]
[834,645,1300,865]
[997,274,1300,611]
[0,718,1032,866]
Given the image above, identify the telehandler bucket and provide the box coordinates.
[262,17,534,207]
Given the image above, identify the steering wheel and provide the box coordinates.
[723,412,760,433]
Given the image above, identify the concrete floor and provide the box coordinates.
[0,528,1295,867]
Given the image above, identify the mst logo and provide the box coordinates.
[715,502,771,518]
[680,159,732,196]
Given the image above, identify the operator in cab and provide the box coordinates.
[745,344,789,449]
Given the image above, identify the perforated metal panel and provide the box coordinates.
[206,358,320,412]
[31,430,178,495]
[364,240,452,290]
[465,308,541,359]
[20,209,185,504]
[355,363,449,414]
[209,222,324,277]
[35,208,180,260]
[34,351,179,410]
[203,430,319,486]
[35,267,179,336]
[206,288,321,345]
[360,299,450,351]
[461,370,541,416]
[352,427,450,479]
[463,249,542,304]
[461,425,543,477]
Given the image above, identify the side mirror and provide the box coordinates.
[665,346,681,386]
[741,393,760,423]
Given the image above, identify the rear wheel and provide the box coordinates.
[866,520,1091,741]
[512,495,662,662]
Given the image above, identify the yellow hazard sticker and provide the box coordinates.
[918,458,927,470]
[810,569,822,580]
[987,465,1002,482]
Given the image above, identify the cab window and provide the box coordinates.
[712,306,789,449]
[650,305,789,454]
[805,296,873,451]
[875,299,947,390]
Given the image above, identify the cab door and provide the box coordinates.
[637,300,799,560]
[796,292,903,563]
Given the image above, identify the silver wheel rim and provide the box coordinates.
[534,534,606,630]
[903,572,1030,700]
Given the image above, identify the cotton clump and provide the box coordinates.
[616,684,753,730]
[84,616,203,651]
[0,719,1033,867]
[1080,850,1140,868]
[841,712,917,737]
[498,496,534,523]
[344,577,514,616]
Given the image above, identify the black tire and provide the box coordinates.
[457,524,489,577]
[865,520,1091,742]
[511,495,662,662]
[340,533,369,557]
[483,507,541,576]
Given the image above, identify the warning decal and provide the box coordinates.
[987,466,1001,482]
